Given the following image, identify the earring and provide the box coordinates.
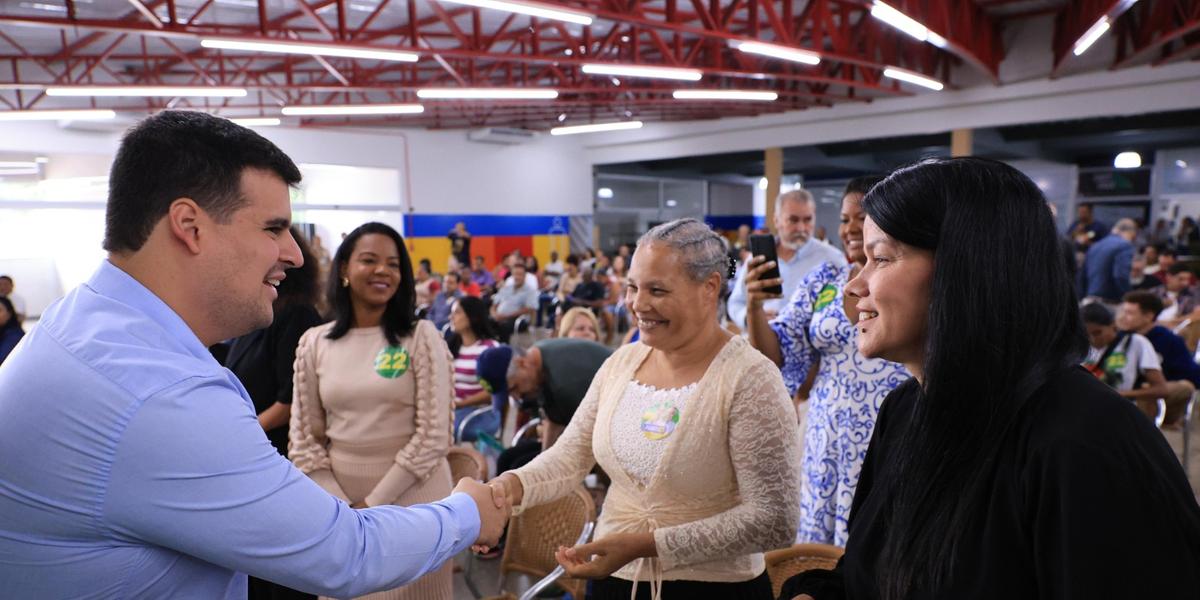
[341,277,349,288]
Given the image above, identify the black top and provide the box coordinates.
[224,303,325,456]
[788,367,1200,600]
[1144,325,1200,387]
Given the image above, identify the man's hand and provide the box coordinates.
[554,532,656,579]
[743,255,784,309]
[453,478,509,551]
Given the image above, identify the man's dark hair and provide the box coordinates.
[1168,263,1192,276]
[0,275,11,284]
[1123,290,1165,319]
[444,271,460,284]
[565,254,580,267]
[104,111,301,253]
[1081,302,1115,326]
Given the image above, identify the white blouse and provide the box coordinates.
[611,381,698,487]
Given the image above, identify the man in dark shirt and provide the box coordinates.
[1118,291,1199,428]
[1067,202,1108,253]
[447,221,471,268]
[507,337,613,449]
[563,268,607,315]
[1079,218,1138,306]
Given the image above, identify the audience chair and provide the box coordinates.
[456,407,502,445]
[447,446,488,483]
[482,485,597,600]
[764,543,845,600]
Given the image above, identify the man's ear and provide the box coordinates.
[166,198,204,255]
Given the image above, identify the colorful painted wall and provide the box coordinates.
[405,214,575,272]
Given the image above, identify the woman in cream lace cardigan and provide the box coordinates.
[490,218,800,600]
[290,222,455,600]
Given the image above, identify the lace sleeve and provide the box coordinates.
[654,360,801,570]
[510,359,607,513]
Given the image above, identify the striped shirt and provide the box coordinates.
[454,339,497,400]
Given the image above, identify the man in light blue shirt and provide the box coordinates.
[0,111,507,598]
[727,189,847,328]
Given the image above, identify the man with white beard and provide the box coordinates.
[727,190,846,329]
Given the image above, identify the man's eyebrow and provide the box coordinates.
[264,217,291,229]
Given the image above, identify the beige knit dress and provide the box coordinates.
[290,319,456,600]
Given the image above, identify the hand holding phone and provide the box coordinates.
[747,234,784,296]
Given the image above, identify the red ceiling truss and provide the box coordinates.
[0,1,1185,130]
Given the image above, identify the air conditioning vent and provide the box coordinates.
[467,127,539,145]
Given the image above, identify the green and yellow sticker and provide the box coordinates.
[374,345,411,379]
[813,284,838,313]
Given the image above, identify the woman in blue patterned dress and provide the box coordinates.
[744,176,908,547]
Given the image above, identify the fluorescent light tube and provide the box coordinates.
[672,90,778,101]
[0,161,39,168]
[230,117,282,127]
[46,86,246,97]
[0,109,117,121]
[438,0,593,25]
[416,88,558,99]
[871,1,930,42]
[280,104,424,116]
[731,41,820,65]
[882,67,944,91]
[581,64,702,81]
[1114,152,1141,169]
[551,121,643,136]
[201,38,418,62]
[1072,18,1110,56]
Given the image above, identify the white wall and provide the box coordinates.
[0,120,592,216]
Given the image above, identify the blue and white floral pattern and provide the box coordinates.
[769,262,910,546]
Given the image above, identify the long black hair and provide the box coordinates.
[276,225,320,311]
[864,157,1087,599]
[0,296,21,334]
[326,222,416,345]
[447,295,497,356]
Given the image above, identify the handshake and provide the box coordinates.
[452,476,515,552]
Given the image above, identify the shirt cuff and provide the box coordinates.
[439,492,482,555]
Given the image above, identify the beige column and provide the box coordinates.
[764,147,783,232]
[951,128,973,157]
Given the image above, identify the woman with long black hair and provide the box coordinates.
[788,158,1200,600]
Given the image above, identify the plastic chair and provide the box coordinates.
[456,406,501,444]
[764,543,845,600]
[447,446,488,483]
[482,486,597,600]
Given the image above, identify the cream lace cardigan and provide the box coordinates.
[511,335,801,584]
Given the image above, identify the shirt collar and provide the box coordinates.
[86,260,215,364]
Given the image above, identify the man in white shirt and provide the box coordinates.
[728,190,846,329]
[1081,303,1169,403]
[0,275,25,323]
[492,262,538,342]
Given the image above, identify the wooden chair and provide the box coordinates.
[482,486,596,600]
[765,543,845,600]
[447,446,488,483]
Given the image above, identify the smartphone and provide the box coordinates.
[748,234,783,296]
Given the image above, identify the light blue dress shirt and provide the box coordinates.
[727,237,847,329]
[0,261,480,599]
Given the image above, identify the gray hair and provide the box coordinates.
[637,218,732,288]
[775,189,815,214]
[1113,218,1139,235]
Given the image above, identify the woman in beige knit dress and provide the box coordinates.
[291,222,455,600]
[490,218,801,600]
